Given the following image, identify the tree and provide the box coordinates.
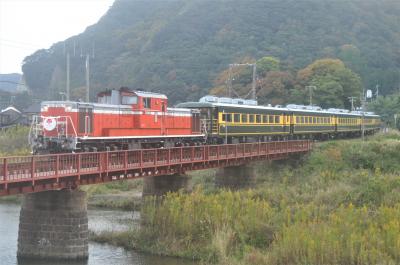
[368,95,400,127]
[256,57,280,77]
[257,71,293,105]
[294,58,362,108]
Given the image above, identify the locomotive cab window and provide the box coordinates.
[122,96,138,105]
[143,98,151,108]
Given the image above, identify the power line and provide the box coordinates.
[0,80,27,87]
[0,38,43,48]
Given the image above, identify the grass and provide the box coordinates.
[0,126,31,156]
[125,131,400,264]
[82,179,143,210]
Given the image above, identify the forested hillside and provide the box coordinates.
[22,0,400,104]
[0,73,21,93]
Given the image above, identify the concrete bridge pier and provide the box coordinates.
[142,173,189,197]
[17,190,88,261]
[215,164,256,189]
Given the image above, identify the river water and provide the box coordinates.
[0,203,197,265]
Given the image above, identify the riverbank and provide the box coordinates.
[0,202,197,265]
[92,132,400,265]
[0,179,144,210]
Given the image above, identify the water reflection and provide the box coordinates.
[0,203,196,265]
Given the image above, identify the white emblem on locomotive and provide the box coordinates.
[43,117,57,131]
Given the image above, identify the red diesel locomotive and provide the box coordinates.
[30,87,202,153]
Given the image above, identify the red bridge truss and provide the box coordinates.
[0,140,311,196]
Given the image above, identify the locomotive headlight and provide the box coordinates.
[64,105,72,112]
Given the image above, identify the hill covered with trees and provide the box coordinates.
[0,73,22,93]
[22,0,400,105]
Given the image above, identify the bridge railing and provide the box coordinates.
[0,140,311,184]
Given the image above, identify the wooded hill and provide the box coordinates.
[22,0,400,104]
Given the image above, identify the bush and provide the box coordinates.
[0,126,30,156]
[138,188,276,261]
[265,204,400,265]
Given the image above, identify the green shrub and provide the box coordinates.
[0,126,30,156]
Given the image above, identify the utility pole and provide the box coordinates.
[361,90,366,141]
[305,86,317,106]
[348,96,356,111]
[66,52,70,101]
[85,54,90,102]
[251,64,257,100]
[227,64,233,97]
[226,63,257,99]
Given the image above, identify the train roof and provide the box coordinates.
[177,100,379,118]
[134,91,167,99]
[97,87,168,99]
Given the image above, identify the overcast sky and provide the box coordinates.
[0,0,115,74]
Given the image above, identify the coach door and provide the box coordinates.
[78,106,93,136]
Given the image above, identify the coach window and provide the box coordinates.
[242,114,248,123]
[222,113,232,122]
[313,117,316,123]
[269,115,274,123]
[227,114,232,122]
[296,117,299,123]
[256,115,261,123]
[234,114,240,123]
[275,116,280,123]
[143,97,151,108]
[249,114,255,123]
[263,115,268,123]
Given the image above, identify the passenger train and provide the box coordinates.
[29,87,381,153]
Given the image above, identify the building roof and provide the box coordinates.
[1,106,21,114]
[23,103,41,114]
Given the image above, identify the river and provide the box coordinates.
[0,203,197,265]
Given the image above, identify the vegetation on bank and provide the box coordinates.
[81,179,143,210]
[92,132,400,265]
[0,126,30,156]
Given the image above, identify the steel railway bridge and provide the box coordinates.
[0,140,311,196]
